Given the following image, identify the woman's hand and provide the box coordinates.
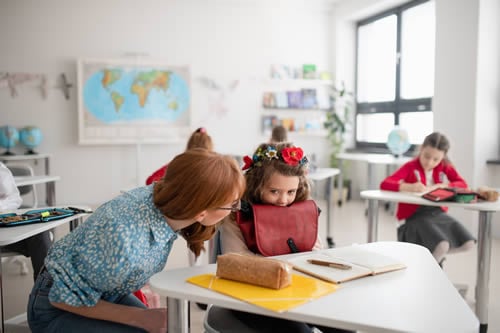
[139,308,167,333]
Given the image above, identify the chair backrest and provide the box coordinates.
[6,163,38,208]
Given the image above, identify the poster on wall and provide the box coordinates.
[77,58,190,144]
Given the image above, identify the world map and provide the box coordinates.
[83,67,190,124]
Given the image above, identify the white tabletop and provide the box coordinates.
[337,152,411,165]
[150,241,478,333]
[0,154,51,162]
[14,175,60,187]
[0,206,90,246]
[361,189,500,212]
[307,167,340,181]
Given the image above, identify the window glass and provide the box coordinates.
[399,111,433,144]
[400,1,435,99]
[357,15,397,103]
[356,113,395,143]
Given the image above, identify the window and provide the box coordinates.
[355,0,435,150]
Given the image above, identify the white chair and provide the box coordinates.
[6,163,38,208]
[3,163,38,276]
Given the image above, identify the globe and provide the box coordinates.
[19,126,43,155]
[387,127,411,156]
[0,125,19,155]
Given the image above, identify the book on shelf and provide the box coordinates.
[262,115,279,133]
[301,89,318,109]
[275,92,289,108]
[262,92,276,108]
[286,245,406,284]
[287,91,303,109]
[302,64,317,79]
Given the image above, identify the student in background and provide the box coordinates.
[218,143,351,333]
[0,162,52,281]
[269,124,288,143]
[380,132,475,266]
[146,127,213,185]
[28,149,245,333]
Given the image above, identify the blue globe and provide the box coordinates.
[0,126,19,155]
[19,126,43,154]
[387,127,411,156]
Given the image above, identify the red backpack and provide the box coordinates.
[236,200,319,256]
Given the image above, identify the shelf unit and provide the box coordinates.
[261,79,332,137]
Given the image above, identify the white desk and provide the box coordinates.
[361,190,500,333]
[0,207,90,333]
[1,154,51,175]
[14,175,60,206]
[336,153,411,206]
[307,168,340,247]
[150,241,478,333]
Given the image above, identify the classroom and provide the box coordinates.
[0,0,499,332]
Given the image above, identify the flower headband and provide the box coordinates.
[242,146,308,171]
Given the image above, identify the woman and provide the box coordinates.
[27,149,245,333]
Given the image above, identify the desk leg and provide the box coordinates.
[167,297,190,333]
[44,157,50,175]
[325,176,335,248]
[0,249,4,333]
[46,181,56,206]
[337,160,344,206]
[70,217,83,232]
[367,199,379,242]
[476,211,492,333]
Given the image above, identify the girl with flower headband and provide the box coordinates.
[217,142,352,333]
[146,127,213,185]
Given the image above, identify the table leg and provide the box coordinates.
[70,216,83,232]
[44,157,50,176]
[46,181,56,206]
[476,211,492,333]
[325,176,335,248]
[367,199,379,242]
[0,248,4,333]
[337,159,344,206]
[167,297,190,333]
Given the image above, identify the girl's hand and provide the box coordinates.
[401,182,427,193]
[140,308,167,333]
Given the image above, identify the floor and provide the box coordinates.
[2,198,499,332]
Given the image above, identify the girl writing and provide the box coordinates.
[380,132,475,266]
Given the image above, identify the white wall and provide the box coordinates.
[0,0,334,207]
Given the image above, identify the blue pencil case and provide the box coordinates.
[0,208,77,227]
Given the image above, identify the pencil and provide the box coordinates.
[307,259,352,270]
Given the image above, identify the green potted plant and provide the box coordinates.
[323,82,353,205]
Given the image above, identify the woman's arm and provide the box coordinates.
[51,300,166,333]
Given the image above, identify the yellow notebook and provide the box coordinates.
[187,273,338,313]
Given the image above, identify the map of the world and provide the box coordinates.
[78,59,190,144]
[83,68,189,123]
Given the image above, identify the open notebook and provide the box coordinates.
[287,246,406,284]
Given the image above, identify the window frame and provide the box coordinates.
[354,0,433,153]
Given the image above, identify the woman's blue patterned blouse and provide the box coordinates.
[45,185,178,306]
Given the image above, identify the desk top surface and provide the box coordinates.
[361,189,500,212]
[150,241,478,333]
[0,206,90,246]
[14,175,60,186]
[307,168,340,181]
[0,153,51,161]
[338,152,412,165]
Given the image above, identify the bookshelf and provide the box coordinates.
[261,79,332,137]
